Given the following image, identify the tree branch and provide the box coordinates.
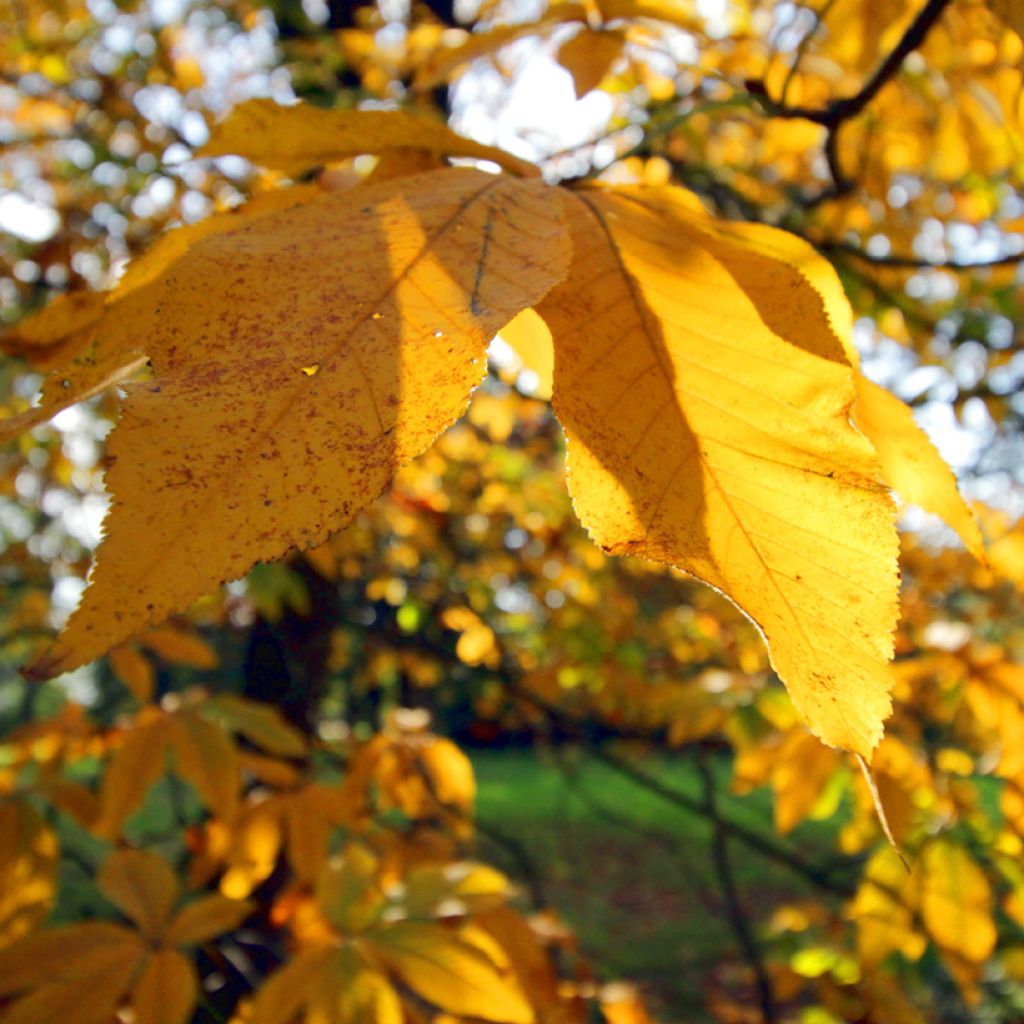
[822,240,1024,270]
[758,0,953,129]
[751,0,953,195]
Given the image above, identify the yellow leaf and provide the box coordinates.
[131,949,198,1024]
[916,840,996,964]
[0,801,58,948]
[219,802,283,900]
[27,168,569,679]
[557,28,626,97]
[596,0,702,32]
[0,290,104,364]
[500,308,554,399]
[368,921,534,1023]
[0,187,326,446]
[250,946,338,1024]
[413,6,588,90]
[421,737,476,812]
[316,845,384,934]
[402,862,509,918]
[848,847,924,966]
[369,148,448,183]
[536,185,898,755]
[168,712,240,821]
[96,720,171,839]
[108,645,156,703]
[0,922,145,1024]
[140,625,218,669]
[852,375,985,562]
[772,730,842,834]
[283,787,348,885]
[200,99,539,178]
[325,947,403,1024]
[601,982,653,1024]
[97,849,179,942]
[203,694,307,757]
[165,895,253,946]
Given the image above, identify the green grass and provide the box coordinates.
[470,747,841,1022]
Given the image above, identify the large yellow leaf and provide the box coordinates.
[536,185,899,755]
[27,168,569,679]
[0,186,324,446]
[367,921,533,1023]
[199,99,539,178]
[698,214,984,562]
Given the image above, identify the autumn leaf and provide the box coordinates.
[0,801,58,949]
[916,840,996,964]
[199,98,539,178]
[0,185,326,446]
[536,184,899,755]
[0,849,250,1024]
[557,28,626,98]
[499,307,555,400]
[852,374,986,561]
[26,168,570,679]
[95,694,298,839]
[367,921,534,1023]
[252,846,529,1024]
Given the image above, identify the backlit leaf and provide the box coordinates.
[368,921,534,1023]
[200,99,539,178]
[499,308,554,399]
[557,29,626,97]
[27,168,569,679]
[852,374,985,562]
[0,187,325,446]
[537,186,899,754]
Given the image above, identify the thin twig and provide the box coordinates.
[698,752,777,1024]
[584,743,859,898]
